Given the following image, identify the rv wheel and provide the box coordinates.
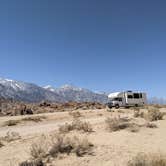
[107,103,112,109]
[115,104,119,109]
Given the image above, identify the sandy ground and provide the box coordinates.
[0,108,166,166]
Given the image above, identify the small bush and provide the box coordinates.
[22,116,46,123]
[49,134,93,157]
[105,117,140,132]
[68,111,82,118]
[71,119,93,132]
[105,117,131,132]
[146,108,164,121]
[0,141,4,147]
[59,119,93,133]
[118,109,125,113]
[30,135,50,159]
[72,136,94,157]
[128,153,166,166]
[128,124,140,133]
[1,131,21,142]
[19,159,44,166]
[3,120,20,126]
[49,135,73,157]
[146,122,157,128]
[153,104,163,109]
[58,123,73,133]
[133,109,144,118]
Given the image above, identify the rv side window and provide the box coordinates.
[140,93,142,98]
[119,98,122,101]
[134,93,139,99]
[128,95,133,99]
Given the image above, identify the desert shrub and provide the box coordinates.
[72,136,94,157]
[105,117,131,132]
[97,113,103,116]
[49,135,73,157]
[59,119,93,133]
[58,123,73,133]
[3,119,20,126]
[146,122,157,128]
[133,109,144,118]
[105,117,140,132]
[71,119,93,132]
[22,116,46,123]
[68,111,82,118]
[146,108,164,121]
[127,123,140,132]
[19,159,44,166]
[117,109,125,113]
[128,153,166,166]
[30,135,49,159]
[153,104,163,109]
[49,134,93,157]
[1,131,21,142]
[134,107,140,112]
[0,141,4,147]
[133,110,140,118]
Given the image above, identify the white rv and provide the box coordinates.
[107,91,147,109]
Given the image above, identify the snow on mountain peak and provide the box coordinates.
[0,78,27,91]
[60,84,83,91]
[43,85,56,92]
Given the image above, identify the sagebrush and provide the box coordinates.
[128,153,166,166]
[59,118,93,133]
[105,117,139,132]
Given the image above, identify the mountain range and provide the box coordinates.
[0,78,108,103]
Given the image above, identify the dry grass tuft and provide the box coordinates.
[0,141,4,148]
[127,123,140,132]
[3,119,20,126]
[30,135,49,159]
[152,104,163,109]
[3,116,46,127]
[49,134,93,157]
[29,134,93,160]
[105,117,140,132]
[133,109,144,118]
[105,117,131,132]
[133,107,165,122]
[68,111,82,118]
[128,153,166,166]
[117,109,125,113]
[59,119,93,133]
[146,108,165,121]
[22,116,46,123]
[19,159,44,166]
[1,131,21,142]
[71,119,93,132]
[145,122,157,128]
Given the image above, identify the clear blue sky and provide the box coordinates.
[0,0,166,97]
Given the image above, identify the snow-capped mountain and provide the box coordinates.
[43,85,56,92]
[44,84,108,103]
[0,78,64,103]
[0,78,108,103]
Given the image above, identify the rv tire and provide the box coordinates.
[115,104,119,109]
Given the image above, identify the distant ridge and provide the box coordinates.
[0,78,108,103]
